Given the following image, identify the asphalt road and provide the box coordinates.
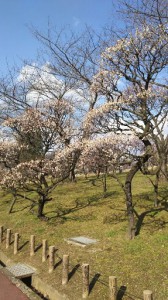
[0,269,30,300]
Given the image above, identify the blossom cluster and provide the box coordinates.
[3,97,75,157]
[78,134,143,174]
[1,143,82,190]
[102,24,168,74]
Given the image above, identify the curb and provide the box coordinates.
[0,250,69,300]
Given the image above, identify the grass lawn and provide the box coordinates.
[0,172,168,299]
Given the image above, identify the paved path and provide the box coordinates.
[0,269,30,300]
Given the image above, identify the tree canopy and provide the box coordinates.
[0,0,167,238]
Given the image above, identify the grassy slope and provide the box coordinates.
[0,172,168,300]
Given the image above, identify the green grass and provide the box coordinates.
[0,172,168,299]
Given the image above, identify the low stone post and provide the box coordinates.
[82,264,89,298]
[48,246,55,273]
[109,276,117,300]
[14,233,19,255]
[42,239,48,262]
[62,255,69,285]
[0,226,3,243]
[143,290,153,300]
[6,229,11,249]
[30,235,35,257]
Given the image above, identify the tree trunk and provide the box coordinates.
[69,149,81,182]
[147,170,160,207]
[125,138,152,239]
[8,194,17,214]
[103,173,107,193]
[97,168,100,178]
[124,164,140,239]
[70,168,76,182]
[161,155,168,181]
[103,167,108,193]
[154,172,159,207]
[125,182,135,240]
[37,195,46,218]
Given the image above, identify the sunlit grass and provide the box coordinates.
[0,172,167,299]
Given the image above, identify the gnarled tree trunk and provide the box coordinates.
[124,164,139,239]
[37,195,46,218]
[124,138,152,239]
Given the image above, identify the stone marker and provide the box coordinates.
[14,233,19,255]
[0,226,3,243]
[62,255,69,285]
[49,246,55,273]
[109,276,117,300]
[6,263,35,279]
[30,235,35,256]
[82,264,89,298]
[42,239,48,262]
[143,290,153,300]
[6,229,11,249]
[65,236,98,247]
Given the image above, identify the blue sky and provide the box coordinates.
[0,0,120,74]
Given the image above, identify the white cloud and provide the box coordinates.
[18,64,66,105]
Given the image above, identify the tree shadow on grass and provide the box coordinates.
[0,199,11,206]
[135,206,168,236]
[46,192,118,222]
[134,191,154,202]
[12,204,36,213]
[159,186,168,206]
[134,186,168,206]
[132,186,168,236]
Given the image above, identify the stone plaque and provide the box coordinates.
[65,236,98,247]
[6,263,36,278]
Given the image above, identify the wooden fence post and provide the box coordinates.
[30,235,35,257]
[143,290,153,300]
[109,276,117,300]
[0,226,3,243]
[6,229,11,249]
[14,233,19,255]
[42,239,48,262]
[49,246,55,273]
[62,255,69,285]
[82,264,89,299]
